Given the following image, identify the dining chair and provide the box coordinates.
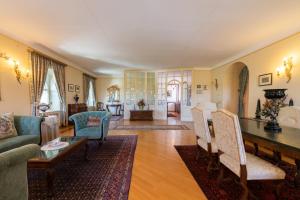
[278,106,300,129]
[196,101,217,119]
[212,109,286,200]
[191,107,218,172]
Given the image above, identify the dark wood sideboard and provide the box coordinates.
[68,103,88,124]
[130,110,153,121]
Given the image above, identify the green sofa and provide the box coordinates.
[69,111,112,141]
[0,144,40,200]
[0,116,42,153]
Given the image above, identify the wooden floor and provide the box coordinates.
[61,118,207,200]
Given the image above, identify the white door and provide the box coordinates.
[154,72,167,120]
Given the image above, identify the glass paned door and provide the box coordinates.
[155,72,167,120]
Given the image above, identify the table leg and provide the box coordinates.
[46,168,55,197]
[295,159,300,187]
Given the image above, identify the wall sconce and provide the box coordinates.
[276,56,293,83]
[0,52,30,84]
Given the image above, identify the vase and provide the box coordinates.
[139,105,144,110]
[263,89,287,132]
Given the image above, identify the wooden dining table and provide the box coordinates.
[209,118,300,186]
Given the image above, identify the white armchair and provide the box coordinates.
[212,109,286,199]
[191,107,218,172]
[278,106,300,129]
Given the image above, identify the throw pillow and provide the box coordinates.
[0,113,18,139]
[87,116,101,127]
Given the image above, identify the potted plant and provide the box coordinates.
[137,99,146,110]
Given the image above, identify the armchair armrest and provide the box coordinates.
[0,144,40,171]
[14,116,43,144]
[69,113,88,132]
[101,112,112,138]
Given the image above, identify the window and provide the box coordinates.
[40,68,62,111]
[87,81,95,107]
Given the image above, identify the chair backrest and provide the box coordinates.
[278,106,300,129]
[96,102,105,111]
[196,101,217,119]
[212,109,246,165]
[191,107,212,143]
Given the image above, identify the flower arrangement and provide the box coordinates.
[261,95,286,132]
[137,99,146,110]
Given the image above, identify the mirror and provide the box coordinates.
[107,85,120,103]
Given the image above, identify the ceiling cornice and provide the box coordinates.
[211,30,300,70]
[0,31,98,77]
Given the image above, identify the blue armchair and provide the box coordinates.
[0,116,42,153]
[69,111,112,141]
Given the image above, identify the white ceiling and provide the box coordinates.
[0,0,300,76]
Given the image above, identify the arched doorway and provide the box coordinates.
[167,80,181,119]
[230,62,249,118]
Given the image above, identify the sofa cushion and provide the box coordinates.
[76,127,102,140]
[0,113,17,140]
[87,116,101,127]
[0,135,40,153]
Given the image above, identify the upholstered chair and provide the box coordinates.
[0,144,40,200]
[191,107,218,171]
[278,106,300,129]
[212,109,286,199]
[69,111,112,143]
[196,101,217,119]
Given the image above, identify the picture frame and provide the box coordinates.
[75,85,80,93]
[258,73,272,86]
[68,84,74,92]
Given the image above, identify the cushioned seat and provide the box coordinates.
[0,135,40,153]
[76,127,102,140]
[220,153,286,180]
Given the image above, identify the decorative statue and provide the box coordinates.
[261,89,287,132]
[74,94,79,104]
[255,99,261,119]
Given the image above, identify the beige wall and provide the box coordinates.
[0,34,91,115]
[0,34,31,115]
[96,76,124,103]
[192,69,212,106]
[65,66,84,104]
[212,33,300,117]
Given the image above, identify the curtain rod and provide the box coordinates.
[27,48,67,66]
[83,73,96,79]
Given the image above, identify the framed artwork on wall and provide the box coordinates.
[68,84,74,92]
[258,73,272,86]
[75,85,80,93]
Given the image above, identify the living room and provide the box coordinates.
[1,1,300,200]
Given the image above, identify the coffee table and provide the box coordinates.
[28,136,89,196]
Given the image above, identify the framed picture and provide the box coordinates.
[258,73,272,86]
[75,85,80,93]
[68,84,74,92]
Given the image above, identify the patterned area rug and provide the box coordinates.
[112,124,190,130]
[111,116,123,121]
[175,145,300,200]
[28,135,137,200]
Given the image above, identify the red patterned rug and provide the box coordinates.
[175,145,300,200]
[28,135,137,200]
